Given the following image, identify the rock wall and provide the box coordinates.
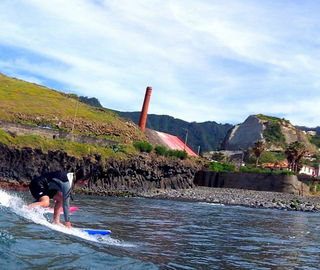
[194,171,309,196]
[0,120,117,147]
[0,143,201,192]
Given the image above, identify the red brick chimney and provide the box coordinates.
[139,86,152,132]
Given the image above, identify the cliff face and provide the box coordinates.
[280,121,314,150]
[222,116,264,150]
[222,115,316,151]
[0,143,202,192]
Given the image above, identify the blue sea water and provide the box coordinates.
[1,189,320,269]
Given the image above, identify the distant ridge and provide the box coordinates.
[115,111,233,152]
[296,126,320,136]
[79,96,103,108]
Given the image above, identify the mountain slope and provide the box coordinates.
[223,114,317,151]
[0,73,145,142]
[116,111,233,152]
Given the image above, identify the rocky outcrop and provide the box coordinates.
[222,115,316,151]
[0,143,202,192]
[222,115,264,150]
[280,120,315,150]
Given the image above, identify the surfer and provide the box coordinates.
[27,169,85,227]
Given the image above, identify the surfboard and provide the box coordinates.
[80,228,111,236]
[46,206,79,214]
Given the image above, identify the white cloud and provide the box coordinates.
[0,0,319,126]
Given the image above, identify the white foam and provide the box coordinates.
[199,202,225,206]
[0,189,134,247]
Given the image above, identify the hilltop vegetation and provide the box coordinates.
[0,73,145,143]
[256,114,287,148]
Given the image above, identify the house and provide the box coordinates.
[307,131,317,136]
[299,165,316,177]
[304,152,316,161]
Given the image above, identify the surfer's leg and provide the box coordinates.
[27,195,50,209]
[52,192,63,226]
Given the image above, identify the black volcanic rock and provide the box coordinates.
[0,143,202,192]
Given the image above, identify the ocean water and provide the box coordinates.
[0,189,320,269]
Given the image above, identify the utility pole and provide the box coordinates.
[71,99,79,135]
[183,128,188,150]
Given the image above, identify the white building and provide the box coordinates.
[299,165,316,177]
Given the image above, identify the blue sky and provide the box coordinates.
[0,0,319,126]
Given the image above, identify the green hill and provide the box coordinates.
[0,72,145,143]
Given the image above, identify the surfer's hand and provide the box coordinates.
[65,221,72,228]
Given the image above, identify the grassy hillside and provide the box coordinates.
[0,73,145,143]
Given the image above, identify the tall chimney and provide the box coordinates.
[139,86,152,132]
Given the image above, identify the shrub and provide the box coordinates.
[208,162,235,172]
[240,166,265,173]
[166,149,188,160]
[133,141,153,153]
[154,145,188,159]
[155,145,167,156]
[240,165,295,175]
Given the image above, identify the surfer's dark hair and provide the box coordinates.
[75,168,85,181]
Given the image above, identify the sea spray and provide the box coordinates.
[0,189,134,247]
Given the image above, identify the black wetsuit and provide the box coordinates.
[29,171,74,222]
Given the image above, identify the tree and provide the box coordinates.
[252,140,266,167]
[285,141,306,173]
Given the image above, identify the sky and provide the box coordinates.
[0,0,320,127]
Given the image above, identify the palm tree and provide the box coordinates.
[252,140,266,167]
[285,141,306,173]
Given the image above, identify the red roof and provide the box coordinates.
[155,131,198,157]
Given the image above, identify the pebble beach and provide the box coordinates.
[139,186,320,213]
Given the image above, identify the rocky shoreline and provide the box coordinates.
[1,178,320,213]
[75,185,320,213]
[138,186,320,213]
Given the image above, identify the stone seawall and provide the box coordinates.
[0,120,117,147]
[194,171,309,196]
[0,143,201,192]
